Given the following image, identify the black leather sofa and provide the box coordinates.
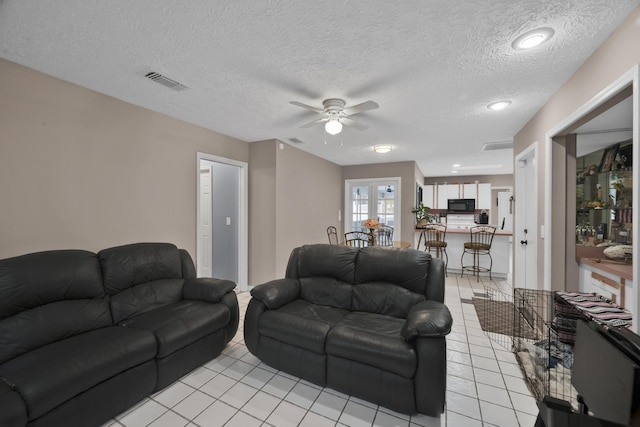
[244,244,452,416]
[0,242,239,427]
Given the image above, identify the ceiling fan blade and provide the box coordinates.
[344,100,379,116]
[341,117,369,131]
[290,101,324,114]
[300,117,327,128]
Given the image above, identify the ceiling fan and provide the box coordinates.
[289,98,379,135]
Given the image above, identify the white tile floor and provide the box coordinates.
[104,274,540,427]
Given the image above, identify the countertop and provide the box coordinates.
[576,245,633,281]
[577,257,633,281]
[415,226,512,236]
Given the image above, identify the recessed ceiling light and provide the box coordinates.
[512,27,554,50]
[451,170,459,174]
[487,101,511,111]
[373,144,392,153]
[452,164,461,168]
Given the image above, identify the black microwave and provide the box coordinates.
[448,198,475,212]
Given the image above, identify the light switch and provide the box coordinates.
[226,217,231,225]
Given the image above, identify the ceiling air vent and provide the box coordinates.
[288,138,305,144]
[139,69,189,92]
[481,141,513,151]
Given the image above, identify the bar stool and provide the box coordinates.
[461,225,496,282]
[423,223,448,276]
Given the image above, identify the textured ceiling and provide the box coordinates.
[1,0,638,176]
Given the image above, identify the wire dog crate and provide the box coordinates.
[479,287,578,407]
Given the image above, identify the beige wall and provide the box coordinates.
[248,140,277,284]
[342,161,420,244]
[249,140,342,285]
[514,6,640,289]
[0,58,249,260]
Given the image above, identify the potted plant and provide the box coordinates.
[412,203,433,228]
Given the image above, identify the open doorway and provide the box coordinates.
[196,153,248,291]
[544,65,638,330]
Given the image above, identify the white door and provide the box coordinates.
[515,145,538,289]
[199,166,213,277]
[345,178,401,234]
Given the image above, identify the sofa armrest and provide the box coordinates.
[183,277,236,303]
[250,278,300,310]
[401,300,452,340]
[0,377,27,427]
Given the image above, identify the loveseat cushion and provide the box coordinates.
[295,245,357,309]
[352,283,425,318]
[355,247,430,294]
[0,327,156,420]
[119,300,230,358]
[258,300,348,353]
[326,312,416,378]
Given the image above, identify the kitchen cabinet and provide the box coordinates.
[426,182,492,210]
[478,183,492,210]
[437,184,459,209]
[424,185,434,209]
[462,184,476,199]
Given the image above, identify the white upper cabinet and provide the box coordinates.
[478,183,492,210]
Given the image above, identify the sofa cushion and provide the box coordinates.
[355,247,430,294]
[99,243,183,294]
[109,279,185,324]
[119,300,230,358]
[299,277,353,310]
[0,299,111,365]
[352,282,425,318]
[258,300,348,353]
[0,250,110,364]
[0,250,104,320]
[0,327,157,420]
[326,312,416,378]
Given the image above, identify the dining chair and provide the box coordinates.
[344,231,369,247]
[327,226,339,245]
[375,225,394,246]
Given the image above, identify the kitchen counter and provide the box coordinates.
[577,257,632,281]
[441,225,512,236]
[575,245,632,281]
[415,226,512,279]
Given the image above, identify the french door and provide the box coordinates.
[345,178,401,234]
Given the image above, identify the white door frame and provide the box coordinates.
[196,152,249,291]
[515,143,538,290]
[344,177,402,236]
[543,64,639,329]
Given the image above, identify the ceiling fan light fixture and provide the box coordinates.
[512,27,554,50]
[373,144,392,153]
[325,119,343,135]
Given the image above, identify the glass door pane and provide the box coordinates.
[376,184,395,227]
[351,185,369,231]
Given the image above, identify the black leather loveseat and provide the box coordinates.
[244,244,452,416]
[0,242,239,427]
